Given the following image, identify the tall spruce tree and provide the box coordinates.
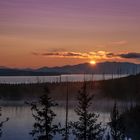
[0,106,9,138]
[29,87,59,140]
[71,82,103,140]
[110,102,125,140]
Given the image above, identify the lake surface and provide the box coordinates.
[0,74,132,140]
[0,74,128,84]
[0,101,132,140]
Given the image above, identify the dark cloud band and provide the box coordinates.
[119,53,140,59]
[32,51,140,61]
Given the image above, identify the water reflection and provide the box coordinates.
[0,74,128,84]
[0,101,131,140]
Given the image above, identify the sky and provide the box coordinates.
[0,0,140,68]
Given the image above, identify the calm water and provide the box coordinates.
[0,74,128,84]
[0,101,132,140]
[0,75,131,140]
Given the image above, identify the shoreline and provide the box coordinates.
[0,74,139,101]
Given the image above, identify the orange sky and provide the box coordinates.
[0,0,140,68]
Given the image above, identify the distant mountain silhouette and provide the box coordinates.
[0,62,139,76]
[0,68,61,76]
[37,62,140,74]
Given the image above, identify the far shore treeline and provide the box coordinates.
[0,74,140,101]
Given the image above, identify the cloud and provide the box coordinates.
[32,51,140,62]
[47,48,66,52]
[32,51,119,60]
[41,52,88,58]
[119,52,140,59]
[109,40,128,46]
[63,52,85,57]
[106,53,116,57]
[42,52,60,56]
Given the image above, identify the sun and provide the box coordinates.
[90,60,96,65]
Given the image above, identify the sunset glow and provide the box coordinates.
[90,60,96,65]
[0,0,140,68]
[0,1,139,139]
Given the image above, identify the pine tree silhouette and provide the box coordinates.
[71,82,103,140]
[0,106,9,138]
[29,87,59,140]
[110,102,125,140]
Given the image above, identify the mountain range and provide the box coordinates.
[0,62,139,76]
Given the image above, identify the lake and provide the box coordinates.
[0,100,132,140]
[0,74,133,140]
[0,74,128,84]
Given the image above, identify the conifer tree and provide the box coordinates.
[110,102,125,140]
[59,80,71,140]
[29,87,59,140]
[0,106,9,138]
[71,82,103,140]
